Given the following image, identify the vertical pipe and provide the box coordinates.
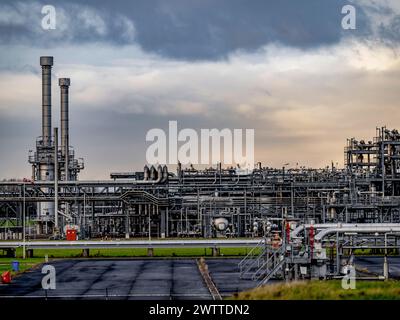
[147,205,151,241]
[160,208,166,239]
[22,184,26,259]
[384,233,389,280]
[83,193,86,238]
[124,202,130,239]
[91,202,95,237]
[166,207,169,237]
[59,78,70,181]
[54,127,59,230]
[40,56,53,146]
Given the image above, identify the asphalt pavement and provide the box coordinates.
[1,256,397,300]
[0,259,214,300]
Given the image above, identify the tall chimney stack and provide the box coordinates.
[40,56,53,146]
[59,78,70,180]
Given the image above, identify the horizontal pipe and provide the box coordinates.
[315,225,400,241]
[0,239,261,249]
[292,223,400,238]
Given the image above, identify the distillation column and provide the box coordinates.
[41,56,53,147]
[37,56,55,232]
[59,78,70,181]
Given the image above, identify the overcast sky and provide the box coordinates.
[1,0,400,179]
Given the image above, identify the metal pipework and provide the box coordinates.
[40,56,53,146]
[143,165,150,181]
[314,225,400,241]
[292,223,400,238]
[59,78,70,181]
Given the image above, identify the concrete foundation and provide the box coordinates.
[212,247,220,257]
[26,249,34,258]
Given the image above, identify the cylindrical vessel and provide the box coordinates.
[59,78,70,180]
[40,56,53,146]
[38,56,55,225]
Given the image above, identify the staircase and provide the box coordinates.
[257,248,286,286]
[238,238,266,279]
[238,239,286,286]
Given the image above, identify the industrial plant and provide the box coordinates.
[1,56,400,285]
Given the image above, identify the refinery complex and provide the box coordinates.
[0,56,400,285]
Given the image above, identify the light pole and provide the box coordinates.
[22,182,26,259]
[83,193,86,239]
[383,233,389,280]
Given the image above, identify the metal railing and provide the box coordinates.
[238,238,265,278]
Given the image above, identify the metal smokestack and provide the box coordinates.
[59,78,70,181]
[40,56,53,146]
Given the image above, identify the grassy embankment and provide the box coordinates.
[0,246,258,274]
[231,280,400,300]
[0,257,44,276]
[4,246,254,258]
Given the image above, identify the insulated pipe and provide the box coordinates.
[292,223,400,238]
[149,165,157,180]
[143,165,150,181]
[157,165,163,183]
[59,78,70,181]
[292,224,341,238]
[141,165,164,184]
[162,165,168,183]
[40,56,53,146]
[315,225,400,241]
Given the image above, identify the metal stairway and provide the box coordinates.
[238,238,266,279]
[238,239,286,286]
[257,248,286,286]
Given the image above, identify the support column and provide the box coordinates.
[91,202,95,238]
[26,249,34,258]
[54,127,59,233]
[124,203,130,239]
[212,247,220,257]
[166,207,169,237]
[146,204,150,240]
[18,202,23,230]
[161,208,166,239]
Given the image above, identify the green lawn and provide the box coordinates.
[0,246,251,276]
[0,257,44,275]
[231,280,400,300]
[1,246,252,259]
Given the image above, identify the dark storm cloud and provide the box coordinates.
[378,15,400,45]
[0,0,372,60]
[128,0,371,60]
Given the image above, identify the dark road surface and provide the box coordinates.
[1,256,398,299]
[206,259,266,295]
[0,258,255,300]
[355,256,400,278]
